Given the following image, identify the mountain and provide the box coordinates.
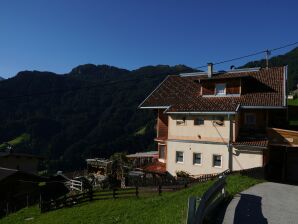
[242,47,298,90]
[0,64,196,172]
[0,76,4,81]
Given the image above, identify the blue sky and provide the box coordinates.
[0,0,297,78]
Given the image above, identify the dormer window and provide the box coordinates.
[215,83,226,95]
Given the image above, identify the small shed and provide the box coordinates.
[0,167,46,216]
[0,151,43,174]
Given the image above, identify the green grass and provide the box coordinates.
[288,98,298,106]
[0,133,30,150]
[134,126,147,136]
[1,175,263,224]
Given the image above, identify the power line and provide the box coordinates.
[194,41,298,69]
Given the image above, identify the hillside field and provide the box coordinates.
[1,175,263,224]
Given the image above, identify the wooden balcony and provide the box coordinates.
[156,109,168,142]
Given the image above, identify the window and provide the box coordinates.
[193,153,202,165]
[176,117,186,126]
[213,155,222,167]
[245,113,256,125]
[213,116,225,126]
[215,83,226,95]
[159,145,166,159]
[176,151,184,163]
[194,117,204,126]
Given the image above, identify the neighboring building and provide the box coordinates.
[126,151,158,168]
[139,65,288,176]
[0,151,43,174]
[0,167,46,216]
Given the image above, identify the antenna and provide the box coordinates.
[265,49,271,69]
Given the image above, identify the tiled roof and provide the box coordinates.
[143,162,166,174]
[139,67,285,112]
[233,137,269,148]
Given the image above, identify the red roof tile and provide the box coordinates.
[233,137,269,148]
[140,67,286,112]
[143,162,166,174]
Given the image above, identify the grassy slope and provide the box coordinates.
[1,175,263,224]
[0,133,30,150]
[288,98,298,106]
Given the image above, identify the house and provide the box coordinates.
[139,65,288,176]
[0,151,43,174]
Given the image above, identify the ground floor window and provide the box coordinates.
[159,145,166,159]
[213,154,222,167]
[176,151,184,163]
[193,153,202,165]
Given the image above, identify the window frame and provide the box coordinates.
[215,83,226,95]
[212,154,222,168]
[176,151,184,164]
[176,117,187,126]
[213,115,225,126]
[159,144,166,160]
[194,117,204,126]
[193,153,202,165]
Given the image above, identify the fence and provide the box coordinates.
[40,184,185,213]
[65,179,83,192]
[186,175,227,224]
[40,167,264,213]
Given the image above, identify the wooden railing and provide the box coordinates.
[65,179,83,192]
[41,167,264,213]
[40,184,189,213]
[186,174,227,224]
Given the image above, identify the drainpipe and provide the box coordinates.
[228,114,233,171]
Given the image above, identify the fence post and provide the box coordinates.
[27,193,29,207]
[113,189,116,199]
[136,185,139,198]
[158,184,162,196]
[89,189,93,201]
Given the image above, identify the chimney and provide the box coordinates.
[207,63,213,78]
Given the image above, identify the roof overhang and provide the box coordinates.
[240,106,286,109]
[165,111,236,115]
[139,106,170,109]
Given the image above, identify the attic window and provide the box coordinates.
[215,83,226,95]
[194,117,204,125]
[176,117,186,126]
[213,116,225,126]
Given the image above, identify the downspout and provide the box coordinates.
[228,114,233,171]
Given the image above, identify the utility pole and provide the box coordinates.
[265,49,271,69]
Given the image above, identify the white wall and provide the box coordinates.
[232,148,263,171]
[168,115,232,143]
[166,141,264,176]
[166,141,229,176]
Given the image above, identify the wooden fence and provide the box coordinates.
[40,184,190,213]
[186,175,227,224]
[40,167,264,213]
